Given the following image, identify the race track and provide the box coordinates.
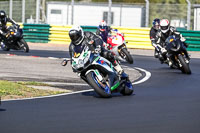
[0,47,200,133]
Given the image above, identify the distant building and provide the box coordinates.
[194,5,200,30]
[47,2,145,27]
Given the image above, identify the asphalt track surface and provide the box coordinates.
[0,49,200,133]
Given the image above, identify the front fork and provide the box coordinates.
[118,44,128,60]
[174,52,189,68]
[118,43,127,53]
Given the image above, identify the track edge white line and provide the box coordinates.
[2,67,151,102]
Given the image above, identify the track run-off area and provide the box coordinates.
[0,43,200,133]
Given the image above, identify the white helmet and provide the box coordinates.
[99,20,108,31]
[69,25,84,45]
[160,19,170,33]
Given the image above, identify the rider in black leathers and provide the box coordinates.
[150,18,160,58]
[68,25,124,75]
[0,10,18,42]
[156,19,190,66]
[96,20,112,43]
[96,20,119,44]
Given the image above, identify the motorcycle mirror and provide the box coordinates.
[61,59,70,66]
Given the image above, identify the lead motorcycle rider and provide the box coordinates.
[68,25,127,77]
[0,10,19,47]
[156,19,190,66]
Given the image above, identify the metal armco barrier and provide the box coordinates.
[12,24,200,51]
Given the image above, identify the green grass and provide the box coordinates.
[16,81,49,86]
[0,80,67,100]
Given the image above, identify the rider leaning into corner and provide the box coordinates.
[153,19,190,66]
[68,25,129,77]
[0,10,18,45]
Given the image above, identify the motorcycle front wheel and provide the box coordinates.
[86,71,111,98]
[19,39,29,53]
[120,48,133,64]
[178,54,191,74]
[1,43,10,51]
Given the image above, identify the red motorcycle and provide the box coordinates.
[106,33,133,64]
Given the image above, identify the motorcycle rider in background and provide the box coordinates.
[0,10,18,47]
[67,25,126,76]
[149,18,161,58]
[96,20,120,45]
[156,19,190,66]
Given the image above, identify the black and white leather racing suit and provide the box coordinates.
[156,26,190,61]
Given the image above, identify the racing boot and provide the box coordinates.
[114,64,130,81]
[158,53,165,64]
[183,42,189,48]
[184,49,190,61]
[114,64,123,75]
[154,49,159,58]
[167,57,173,67]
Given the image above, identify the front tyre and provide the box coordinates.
[178,54,191,74]
[1,43,10,51]
[120,48,133,64]
[86,71,111,98]
[19,39,29,53]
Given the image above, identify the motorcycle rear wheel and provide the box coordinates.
[86,71,111,98]
[120,48,133,64]
[178,54,191,74]
[120,82,134,96]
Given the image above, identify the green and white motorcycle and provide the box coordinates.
[62,44,134,98]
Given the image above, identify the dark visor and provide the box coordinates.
[99,25,106,29]
[161,26,168,30]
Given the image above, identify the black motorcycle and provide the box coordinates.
[164,35,191,74]
[1,25,29,52]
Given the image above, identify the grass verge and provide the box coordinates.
[16,81,49,86]
[0,80,68,100]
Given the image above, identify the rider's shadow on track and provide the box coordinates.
[156,67,191,75]
[0,108,6,111]
[82,91,135,98]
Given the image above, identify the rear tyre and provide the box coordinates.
[120,48,133,64]
[86,71,111,98]
[178,54,191,74]
[19,39,29,53]
[120,82,134,96]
